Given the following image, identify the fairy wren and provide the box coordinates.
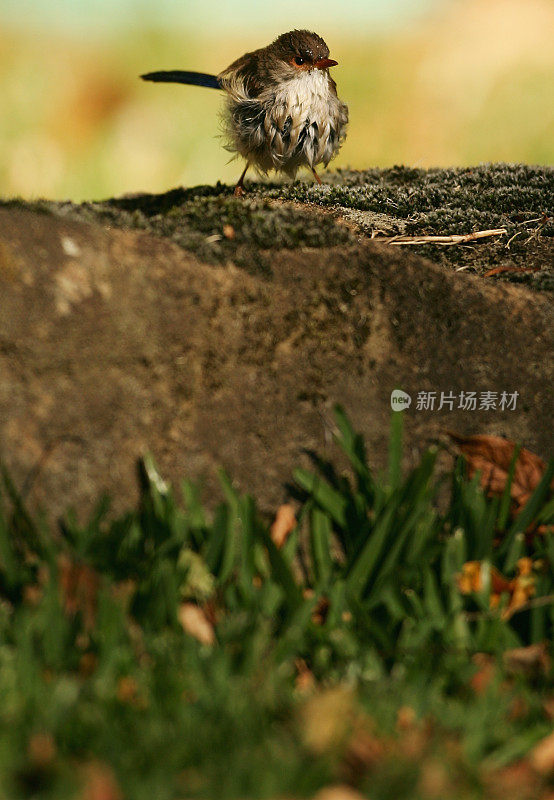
[141,30,348,196]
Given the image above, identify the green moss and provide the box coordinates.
[2,164,552,288]
[272,163,554,289]
[27,192,353,277]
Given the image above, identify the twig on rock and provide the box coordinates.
[371,228,507,246]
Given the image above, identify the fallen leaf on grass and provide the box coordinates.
[80,762,122,800]
[396,706,417,731]
[310,594,331,625]
[23,585,43,606]
[503,642,551,678]
[311,786,366,800]
[508,696,530,722]
[543,697,554,721]
[417,758,452,798]
[79,652,98,677]
[341,722,387,781]
[299,687,354,754]
[530,730,554,776]
[399,726,432,761]
[271,504,296,548]
[457,561,510,595]
[58,554,100,632]
[483,760,540,800]
[448,433,547,515]
[28,733,56,767]
[457,558,536,618]
[178,603,215,646]
[470,653,497,694]
[116,676,145,707]
[295,658,315,693]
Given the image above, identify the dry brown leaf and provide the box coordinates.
[80,762,122,800]
[483,760,539,800]
[530,730,554,776]
[448,433,547,515]
[396,706,417,731]
[341,723,386,780]
[470,653,497,695]
[504,559,536,618]
[311,786,366,800]
[222,224,235,239]
[543,697,554,722]
[508,696,529,722]
[178,603,215,646]
[295,659,315,693]
[399,726,431,761]
[457,561,512,597]
[28,733,56,767]
[457,561,484,594]
[417,758,451,798]
[58,554,100,632]
[503,642,550,676]
[311,595,330,625]
[299,687,354,754]
[79,652,98,677]
[458,559,536,619]
[117,676,140,705]
[23,585,43,606]
[270,504,297,548]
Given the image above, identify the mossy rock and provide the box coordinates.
[3,163,552,289]
[0,164,552,519]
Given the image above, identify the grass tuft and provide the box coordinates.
[0,407,552,798]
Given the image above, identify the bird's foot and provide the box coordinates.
[233,163,249,198]
[312,168,323,185]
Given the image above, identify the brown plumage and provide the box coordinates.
[141,30,348,196]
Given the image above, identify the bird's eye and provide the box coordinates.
[293,56,305,66]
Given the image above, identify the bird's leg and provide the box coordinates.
[312,168,322,185]
[233,163,249,197]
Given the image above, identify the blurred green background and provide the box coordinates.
[1,0,552,201]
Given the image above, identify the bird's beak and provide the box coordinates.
[315,57,338,70]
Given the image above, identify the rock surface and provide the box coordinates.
[0,165,552,519]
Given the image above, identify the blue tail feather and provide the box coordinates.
[140,71,221,89]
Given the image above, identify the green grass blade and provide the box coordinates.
[345,504,395,599]
[508,459,554,537]
[293,469,347,527]
[497,444,520,531]
[258,527,302,612]
[309,507,333,586]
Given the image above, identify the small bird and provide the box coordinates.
[141,30,348,196]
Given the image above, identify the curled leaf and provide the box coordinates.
[448,433,547,514]
[457,559,536,619]
[530,730,554,776]
[270,503,296,549]
[58,555,100,632]
[178,603,215,646]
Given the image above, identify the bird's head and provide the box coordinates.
[266,30,338,79]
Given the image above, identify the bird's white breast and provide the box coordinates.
[265,69,347,172]
[274,68,333,123]
[224,67,348,175]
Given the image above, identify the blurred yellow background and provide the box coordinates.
[1,0,552,201]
